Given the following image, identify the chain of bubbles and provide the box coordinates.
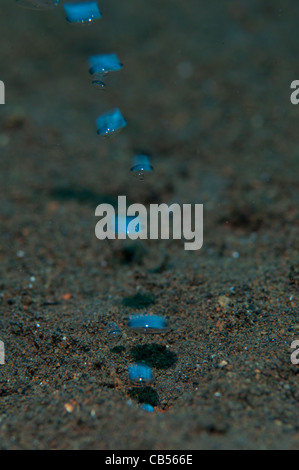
[17,0,160,412]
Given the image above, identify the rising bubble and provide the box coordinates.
[128,364,153,386]
[64,1,102,24]
[92,79,106,89]
[140,403,154,412]
[131,154,153,180]
[110,215,143,237]
[96,108,127,137]
[89,54,122,88]
[88,53,123,76]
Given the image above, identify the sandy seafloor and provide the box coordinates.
[0,0,298,450]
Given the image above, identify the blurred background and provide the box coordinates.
[0,0,298,450]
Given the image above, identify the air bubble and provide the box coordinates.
[106,322,122,345]
[128,364,153,386]
[89,54,122,88]
[96,108,127,137]
[107,322,121,338]
[88,53,123,76]
[140,403,154,412]
[131,154,153,180]
[111,215,142,236]
[128,314,167,334]
[64,1,102,24]
[92,79,106,89]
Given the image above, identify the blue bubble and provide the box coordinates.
[112,215,141,236]
[64,1,102,24]
[107,322,121,339]
[88,53,123,76]
[92,79,106,89]
[131,154,153,180]
[96,108,127,136]
[128,314,167,333]
[128,364,153,385]
[16,0,59,8]
[140,404,154,412]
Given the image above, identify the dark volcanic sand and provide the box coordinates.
[0,0,298,450]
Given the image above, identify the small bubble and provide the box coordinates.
[16,250,25,258]
[92,79,106,89]
[111,215,142,236]
[131,154,153,180]
[140,403,154,412]
[107,322,121,335]
[107,322,122,344]
[128,364,153,386]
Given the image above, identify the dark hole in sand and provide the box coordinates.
[128,387,159,407]
[110,345,126,355]
[122,292,156,309]
[115,243,147,265]
[130,343,177,369]
[218,204,263,231]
